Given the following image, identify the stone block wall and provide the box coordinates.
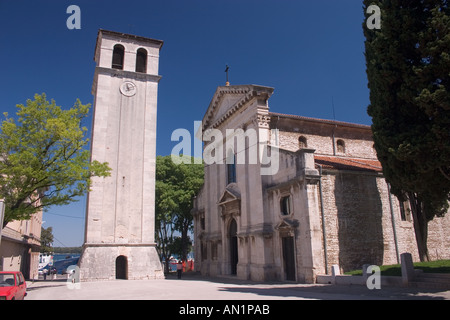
[427,214,450,260]
[319,171,388,272]
[319,170,450,274]
[276,130,377,159]
[270,114,377,160]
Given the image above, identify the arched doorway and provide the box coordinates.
[229,219,238,275]
[115,255,128,280]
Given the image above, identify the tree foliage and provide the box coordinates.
[52,246,82,254]
[363,0,450,260]
[40,226,54,253]
[155,155,203,272]
[0,94,111,227]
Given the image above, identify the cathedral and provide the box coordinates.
[76,29,448,283]
[192,84,450,283]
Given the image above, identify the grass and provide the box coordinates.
[344,260,450,277]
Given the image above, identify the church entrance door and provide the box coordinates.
[282,237,296,281]
[229,219,238,275]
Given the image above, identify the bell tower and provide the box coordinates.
[79,29,164,280]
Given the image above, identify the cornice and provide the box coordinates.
[94,66,162,82]
[98,29,164,48]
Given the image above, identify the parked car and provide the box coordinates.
[55,257,79,274]
[0,271,27,300]
[38,265,57,275]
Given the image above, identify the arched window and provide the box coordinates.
[280,195,291,216]
[336,139,346,153]
[112,44,125,70]
[135,48,147,73]
[298,136,307,149]
[227,150,236,184]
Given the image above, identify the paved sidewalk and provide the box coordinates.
[25,273,450,300]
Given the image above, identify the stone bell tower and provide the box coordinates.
[79,29,164,280]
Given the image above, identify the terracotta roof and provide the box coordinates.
[314,155,383,173]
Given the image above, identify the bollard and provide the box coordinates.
[401,252,414,286]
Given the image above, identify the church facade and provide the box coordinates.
[192,84,450,283]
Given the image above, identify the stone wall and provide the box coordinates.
[426,213,450,260]
[320,170,450,274]
[79,245,163,281]
[271,114,377,159]
[276,129,377,159]
[320,171,394,272]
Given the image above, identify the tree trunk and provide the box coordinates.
[164,258,171,274]
[157,218,174,274]
[408,193,430,262]
[181,223,189,262]
[160,244,171,274]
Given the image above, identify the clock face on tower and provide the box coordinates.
[120,81,137,97]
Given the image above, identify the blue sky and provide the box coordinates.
[0,0,372,247]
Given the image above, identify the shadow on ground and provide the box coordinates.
[217,284,447,300]
[167,272,449,300]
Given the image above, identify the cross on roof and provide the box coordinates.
[225,65,230,86]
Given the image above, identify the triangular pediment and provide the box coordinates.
[214,94,246,122]
[202,85,274,131]
[218,184,241,205]
[275,218,298,231]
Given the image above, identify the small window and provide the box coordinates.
[112,44,125,70]
[298,136,307,149]
[280,196,291,216]
[227,162,236,184]
[399,201,407,221]
[135,48,147,73]
[399,201,411,222]
[336,139,346,153]
[200,217,205,230]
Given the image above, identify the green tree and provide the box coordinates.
[0,94,111,227]
[52,246,82,254]
[40,226,54,253]
[155,155,203,272]
[170,236,193,262]
[363,0,450,261]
